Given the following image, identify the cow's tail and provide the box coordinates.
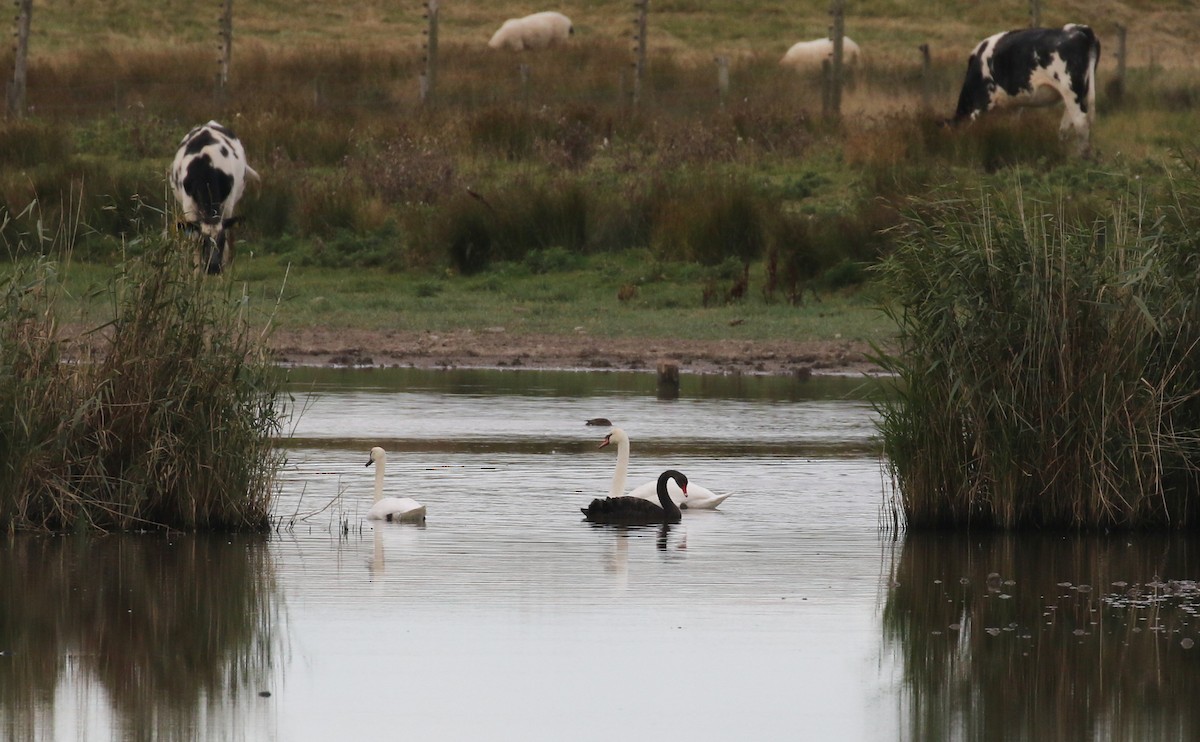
[1072,24,1101,124]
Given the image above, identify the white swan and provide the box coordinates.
[600,428,730,510]
[365,446,427,523]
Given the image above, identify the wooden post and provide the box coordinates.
[216,0,233,101]
[1111,24,1127,105]
[919,43,932,111]
[8,0,33,118]
[421,0,439,105]
[715,56,729,108]
[656,360,680,400]
[519,63,531,107]
[1029,0,1040,28]
[1116,25,1127,81]
[820,58,832,118]
[828,0,845,118]
[632,0,649,106]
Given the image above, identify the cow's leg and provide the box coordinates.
[1058,103,1091,157]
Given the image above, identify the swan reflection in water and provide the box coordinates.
[595,523,687,592]
[368,520,427,578]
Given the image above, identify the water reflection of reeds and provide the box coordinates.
[884,533,1200,741]
[0,534,280,741]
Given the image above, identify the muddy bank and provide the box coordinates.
[268,327,886,377]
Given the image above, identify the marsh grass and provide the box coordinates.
[0,233,286,532]
[875,170,1200,530]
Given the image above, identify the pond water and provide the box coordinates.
[4,368,1199,741]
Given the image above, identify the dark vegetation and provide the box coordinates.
[0,236,285,532]
[876,157,1200,530]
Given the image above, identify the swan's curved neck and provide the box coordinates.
[658,477,681,518]
[609,436,630,499]
[373,456,386,503]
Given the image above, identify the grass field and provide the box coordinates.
[17,0,1200,67]
[3,0,1199,349]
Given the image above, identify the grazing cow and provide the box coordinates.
[170,120,259,274]
[953,24,1100,155]
[487,11,573,51]
[779,36,862,72]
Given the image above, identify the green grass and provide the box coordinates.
[49,248,891,347]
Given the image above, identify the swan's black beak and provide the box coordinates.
[365,458,373,468]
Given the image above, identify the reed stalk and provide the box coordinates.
[0,232,285,532]
[876,169,1200,530]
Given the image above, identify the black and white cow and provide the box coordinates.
[953,24,1100,155]
[170,121,259,274]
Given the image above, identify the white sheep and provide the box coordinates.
[488,11,574,51]
[779,37,862,72]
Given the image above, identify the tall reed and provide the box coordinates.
[875,172,1200,530]
[0,234,286,532]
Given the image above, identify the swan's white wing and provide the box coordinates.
[368,497,427,522]
[686,488,731,509]
[626,479,728,509]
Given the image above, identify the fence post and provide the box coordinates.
[919,43,932,111]
[715,56,729,108]
[828,0,845,119]
[1111,24,1127,105]
[519,63,530,107]
[216,0,233,103]
[632,0,648,106]
[7,0,33,118]
[420,0,439,105]
[821,58,832,117]
[1029,0,1040,28]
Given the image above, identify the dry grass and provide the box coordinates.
[9,0,1200,74]
[0,234,286,532]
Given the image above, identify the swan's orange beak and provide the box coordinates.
[682,484,689,495]
[599,434,612,449]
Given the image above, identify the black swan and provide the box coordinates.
[582,469,688,525]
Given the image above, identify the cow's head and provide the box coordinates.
[180,216,241,275]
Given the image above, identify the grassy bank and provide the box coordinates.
[4,1,1199,302]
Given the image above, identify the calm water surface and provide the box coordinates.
[4,368,1199,740]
